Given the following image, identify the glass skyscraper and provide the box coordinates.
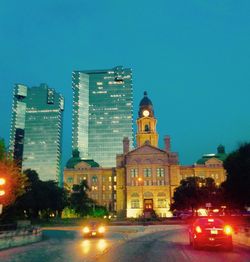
[72,66,133,167]
[9,84,27,165]
[9,83,64,183]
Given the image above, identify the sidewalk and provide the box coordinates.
[233,226,250,247]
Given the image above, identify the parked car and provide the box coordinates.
[82,221,106,238]
[189,217,233,250]
[173,210,193,219]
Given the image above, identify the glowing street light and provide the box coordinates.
[0,177,6,196]
[0,178,6,185]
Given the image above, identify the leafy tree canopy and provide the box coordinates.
[223,142,250,208]
[0,138,6,160]
[69,180,94,216]
[0,138,27,207]
[4,169,68,220]
[171,176,224,211]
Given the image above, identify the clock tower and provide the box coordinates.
[136,91,159,147]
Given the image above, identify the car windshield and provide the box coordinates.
[194,218,224,228]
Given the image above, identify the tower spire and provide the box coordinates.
[136,92,158,147]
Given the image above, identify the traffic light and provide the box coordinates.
[0,177,6,196]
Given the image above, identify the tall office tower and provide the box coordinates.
[9,84,27,166]
[9,83,64,183]
[72,66,133,167]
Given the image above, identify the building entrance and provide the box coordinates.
[144,199,153,211]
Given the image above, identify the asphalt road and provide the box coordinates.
[0,225,249,262]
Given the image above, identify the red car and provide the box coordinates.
[189,217,233,250]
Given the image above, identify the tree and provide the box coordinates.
[0,139,27,207]
[69,180,93,216]
[0,138,6,161]
[223,143,250,208]
[8,169,68,220]
[171,177,224,211]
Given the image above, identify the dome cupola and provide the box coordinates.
[138,91,154,118]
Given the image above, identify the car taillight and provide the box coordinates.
[224,225,232,235]
[195,226,202,233]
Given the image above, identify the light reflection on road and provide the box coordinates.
[97,239,108,251]
[80,238,108,256]
[81,239,91,254]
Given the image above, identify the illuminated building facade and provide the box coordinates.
[64,150,116,211]
[116,92,227,218]
[10,83,64,183]
[65,92,227,218]
[72,66,133,167]
[116,92,179,218]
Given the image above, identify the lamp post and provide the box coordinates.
[0,178,6,215]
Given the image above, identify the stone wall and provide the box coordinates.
[0,227,42,250]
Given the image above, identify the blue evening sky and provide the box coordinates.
[0,0,249,166]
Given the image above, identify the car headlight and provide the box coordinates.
[83,227,90,233]
[98,226,105,234]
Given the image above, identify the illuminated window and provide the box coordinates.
[92,176,98,183]
[157,168,165,177]
[144,168,152,177]
[131,199,140,209]
[157,199,166,208]
[130,168,138,177]
[157,180,165,186]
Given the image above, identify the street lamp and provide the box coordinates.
[0,178,6,196]
[0,177,6,215]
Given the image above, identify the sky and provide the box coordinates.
[0,0,250,166]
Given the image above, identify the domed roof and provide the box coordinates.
[66,149,100,169]
[139,91,153,107]
[196,145,227,165]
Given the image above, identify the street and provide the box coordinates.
[0,225,249,262]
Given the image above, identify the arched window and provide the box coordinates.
[144,124,150,132]
[131,192,139,198]
[157,192,166,197]
[92,176,98,183]
[143,191,153,198]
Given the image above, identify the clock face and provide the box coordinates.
[143,110,150,117]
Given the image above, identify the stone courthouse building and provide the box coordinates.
[64,92,226,218]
